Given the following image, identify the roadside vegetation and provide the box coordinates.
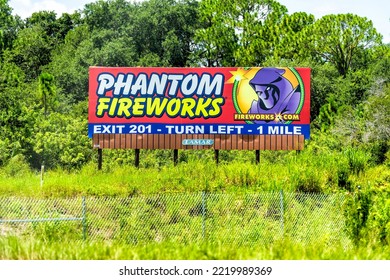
[1,0,389,259]
[1,237,390,260]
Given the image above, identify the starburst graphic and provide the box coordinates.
[226,68,251,84]
[274,113,284,123]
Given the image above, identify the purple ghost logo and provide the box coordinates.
[248,68,300,123]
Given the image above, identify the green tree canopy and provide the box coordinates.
[0,0,22,58]
[5,25,52,81]
[132,0,199,66]
[306,13,383,77]
[194,0,289,66]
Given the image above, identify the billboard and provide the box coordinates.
[89,67,310,141]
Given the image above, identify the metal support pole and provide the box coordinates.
[82,196,87,241]
[214,149,219,165]
[135,149,140,168]
[255,150,260,164]
[173,149,178,166]
[40,165,45,187]
[97,149,102,170]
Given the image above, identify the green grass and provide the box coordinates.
[0,237,388,260]
[0,148,389,260]
[0,149,370,197]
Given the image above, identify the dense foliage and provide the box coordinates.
[1,0,390,248]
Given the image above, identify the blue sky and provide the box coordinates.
[9,0,390,43]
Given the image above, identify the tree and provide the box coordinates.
[26,11,79,46]
[45,25,91,105]
[306,14,383,77]
[132,0,199,66]
[0,61,34,166]
[309,62,340,120]
[233,0,288,65]
[192,0,238,66]
[273,12,315,61]
[324,46,390,162]
[5,10,79,82]
[193,0,288,66]
[6,25,52,81]
[47,25,137,104]
[33,112,92,170]
[365,85,390,163]
[0,0,22,58]
[38,72,56,116]
[83,0,134,33]
[47,0,200,106]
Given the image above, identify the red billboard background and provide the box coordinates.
[88,67,310,138]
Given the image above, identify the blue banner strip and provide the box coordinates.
[88,123,310,139]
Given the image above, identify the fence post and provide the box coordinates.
[280,190,284,238]
[82,197,87,241]
[202,191,206,241]
[40,165,45,187]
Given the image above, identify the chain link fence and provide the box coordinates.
[0,192,349,245]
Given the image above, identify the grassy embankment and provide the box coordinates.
[0,149,379,197]
[0,149,389,259]
[0,237,389,260]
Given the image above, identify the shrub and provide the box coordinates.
[294,167,322,193]
[344,147,370,175]
[1,154,31,177]
[33,113,92,170]
[386,150,390,168]
[367,196,390,245]
[344,187,372,245]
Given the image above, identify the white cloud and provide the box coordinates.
[9,0,390,43]
[9,0,91,18]
[33,1,69,14]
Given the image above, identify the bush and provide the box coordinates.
[294,167,322,193]
[386,150,390,168]
[344,187,372,245]
[1,154,31,177]
[368,141,389,164]
[336,159,352,190]
[344,147,370,175]
[344,166,390,246]
[33,112,92,170]
[367,196,390,245]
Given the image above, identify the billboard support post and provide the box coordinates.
[135,149,140,168]
[97,149,102,170]
[255,150,260,165]
[173,149,178,166]
[214,150,219,165]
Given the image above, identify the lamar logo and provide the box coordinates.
[182,139,214,146]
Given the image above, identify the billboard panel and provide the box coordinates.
[89,67,310,139]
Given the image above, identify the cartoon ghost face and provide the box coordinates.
[251,81,281,110]
[249,68,293,112]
